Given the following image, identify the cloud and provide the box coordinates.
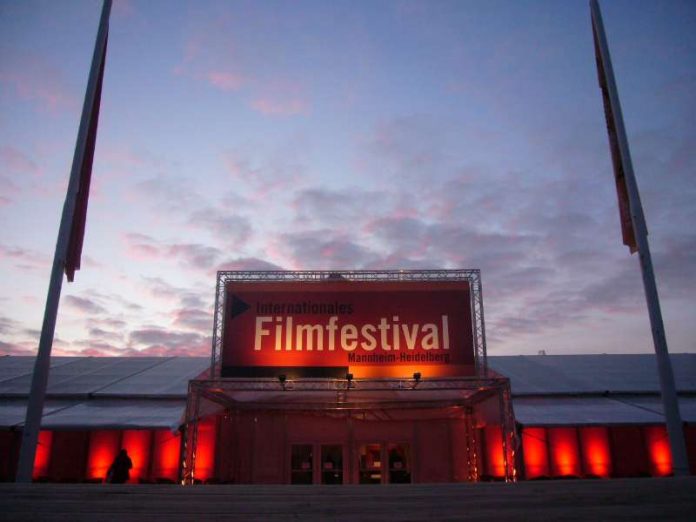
[0,340,35,356]
[122,233,223,270]
[215,257,285,272]
[250,96,308,116]
[207,71,245,91]
[0,50,78,112]
[0,244,50,272]
[172,308,211,333]
[167,243,222,269]
[189,209,252,246]
[0,315,20,335]
[292,187,389,228]
[128,327,209,356]
[64,295,107,315]
[275,230,379,270]
[130,175,204,214]
[0,146,40,175]
[221,151,305,201]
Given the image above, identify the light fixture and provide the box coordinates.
[412,372,421,389]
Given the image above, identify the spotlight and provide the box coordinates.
[412,372,421,389]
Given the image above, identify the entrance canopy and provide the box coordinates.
[184,372,512,420]
[182,371,516,484]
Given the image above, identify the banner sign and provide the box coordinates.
[221,280,475,376]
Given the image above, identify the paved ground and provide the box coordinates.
[1,478,695,521]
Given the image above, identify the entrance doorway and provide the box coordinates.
[290,444,344,484]
[358,443,412,484]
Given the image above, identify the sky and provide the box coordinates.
[0,0,694,359]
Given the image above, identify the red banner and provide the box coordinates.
[222,280,475,377]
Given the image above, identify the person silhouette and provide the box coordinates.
[107,449,133,484]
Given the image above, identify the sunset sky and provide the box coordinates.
[1,0,694,359]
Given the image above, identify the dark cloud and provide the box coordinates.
[189,209,252,246]
[293,187,388,227]
[64,295,107,315]
[173,308,212,333]
[166,243,222,269]
[123,233,223,270]
[215,257,285,272]
[0,315,19,335]
[276,230,379,270]
[0,244,50,272]
[0,340,34,356]
[128,327,209,356]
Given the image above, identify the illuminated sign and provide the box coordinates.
[221,280,474,377]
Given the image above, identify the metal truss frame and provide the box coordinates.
[181,373,517,484]
[210,269,487,378]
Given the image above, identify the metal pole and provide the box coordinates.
[590,0,689,476]
[15,0,112,483]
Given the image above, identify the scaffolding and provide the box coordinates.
[182,269,515,484]
[210,269,488,378]
[182,373,516,484]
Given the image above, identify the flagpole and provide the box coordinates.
[15,0,112,483]
[590,0,689,476]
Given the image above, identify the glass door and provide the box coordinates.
[321,445,343,484]
[358,443,383,484]
[290,444,313,484]
[388,443,412,483]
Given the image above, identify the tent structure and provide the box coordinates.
[1,354,695,482]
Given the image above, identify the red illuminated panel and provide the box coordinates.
[644,425,672,477]
[483,426,505,478]
[579,427,611,478]
[522,427,549,479]
[86,430,121,481]
[194,418,217,482]
[32,430,53,479]
[151,430,181,482]
[121,430,152,484]
[549,427,580,477]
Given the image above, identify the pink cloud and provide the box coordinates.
[0,51,78,113]
[0,146,40,175]
[122,233,162,260]
[207,71,245,91]
[250,96,308,116]
[0,244,50,272]
[0,177,19,206]
[113,0,136,18]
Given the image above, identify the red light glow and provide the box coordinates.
[121,430,152,483]
[522,427,549,479]
[579,427,611,477]
[549,427,580,477]
[484,425,505,478]
[151,429,181,481]
[644,426,672,476]
[194,418,217,482]
[86,430,121,481]
[32,430,53,479]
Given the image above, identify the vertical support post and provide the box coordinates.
[591,0,689,476]
[498,381,516,482]
[15,0,112,483]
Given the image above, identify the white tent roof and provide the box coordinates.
[1,354,694,429]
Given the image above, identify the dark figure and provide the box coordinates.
[107,449,133,484]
